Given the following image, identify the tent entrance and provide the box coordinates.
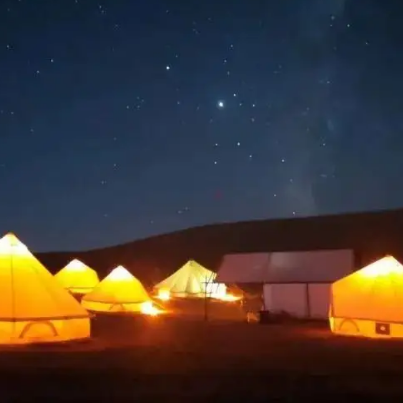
[19,321,58,340]
[109,303,126,312]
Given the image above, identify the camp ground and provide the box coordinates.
[2,231,403,400]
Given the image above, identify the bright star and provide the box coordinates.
[217,101,224,108]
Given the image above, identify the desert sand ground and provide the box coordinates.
[1,300,403,401]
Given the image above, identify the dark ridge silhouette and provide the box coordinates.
[36,208,403,287]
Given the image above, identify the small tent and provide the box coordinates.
[330,256,403,338]
[155,260,226,299]
[0,232,90,344]
[55,259,99,295]
[82,266,152,313]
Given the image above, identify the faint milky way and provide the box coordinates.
[0,0,402,251]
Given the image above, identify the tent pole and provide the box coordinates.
[203,272,215,322]
[204,287,208,321]
[305,283,311,318]
[204,277,208,322]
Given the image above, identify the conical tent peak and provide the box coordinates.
[0,232,29,254]
[1,232,22,245]
[66,259,86,271]
[360,256,403,278]
[108,266,133,281]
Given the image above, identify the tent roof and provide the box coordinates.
[82,265,150,304]
[60,259,94,271]
[0,232,89,320]
[334,255,403,285]
[55,259,99,290]
[155,260,216,295]
[216,249,354,283]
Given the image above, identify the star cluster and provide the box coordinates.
[1,0,402,251]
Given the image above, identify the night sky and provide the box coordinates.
[1,0,403,252]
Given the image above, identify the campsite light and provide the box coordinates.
[140,301,159,316]
[205,282,227,299]
[157,289,170,301]
[219,293,241,302]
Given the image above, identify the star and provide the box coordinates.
[217,101,224,108]
[166,65,170,70]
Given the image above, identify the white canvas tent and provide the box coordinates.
[216,250,354,319]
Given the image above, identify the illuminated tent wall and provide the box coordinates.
[82,265,151,313]
[54,259,99,295]
[217,250,354,319]
[330,256,403,338]
[0,233,91,344]
[155,260,226,299]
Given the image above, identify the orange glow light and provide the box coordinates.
[157,289,170,301]
[140,301,160,316]
[219,293,241,302]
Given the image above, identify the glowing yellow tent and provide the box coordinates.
[155,260,226,299]
[55,259,99,295]
[0,232,90,344]
[82,265,152,313]
[330,256,403,339]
